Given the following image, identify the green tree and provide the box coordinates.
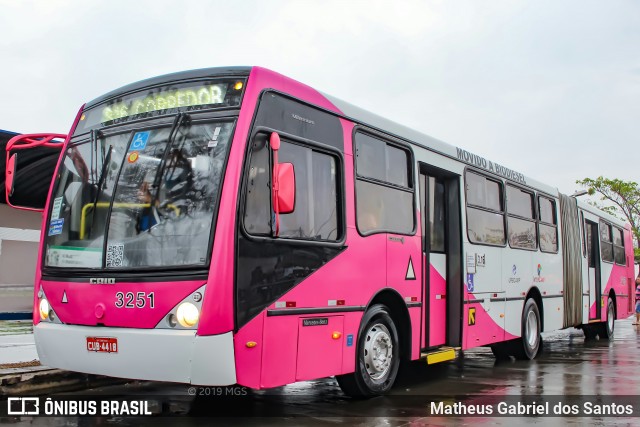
[576,177,640,262]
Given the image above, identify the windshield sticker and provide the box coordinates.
[48,219,65,236]
[127,151,139,163]
[130,131,150,151]
[51,197,63,220]
[208,127,222,148]
[106,244,125,268]
[47,246,102,268]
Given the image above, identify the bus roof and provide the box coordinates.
[82,66,612,212]
[576,198,627,228]
[322,91,633,228]
[321,91,558,197]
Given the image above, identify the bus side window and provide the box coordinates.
[354,132,414,235]
[599,220,614,262]
[506,185,536,250]
[243,135,341,241]
[277,140,339,241]
[465,171,505,246]
[613,227,625,265]
[538,196,558,253]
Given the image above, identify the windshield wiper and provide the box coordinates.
[148,113,189,216]
[88,133,112,239]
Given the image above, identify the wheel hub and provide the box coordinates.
[608,303,614,332]
[526,310,539,348]
[363,323,393,380]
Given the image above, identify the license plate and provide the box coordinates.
[86,337,118,353]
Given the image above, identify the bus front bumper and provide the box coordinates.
[34,323,236,385]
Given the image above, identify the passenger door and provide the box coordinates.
[420,173,447,347]
[585,220,601,320]
[419,165,462,349]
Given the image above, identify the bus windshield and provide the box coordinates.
[44,118,235,270]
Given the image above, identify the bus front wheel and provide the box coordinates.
[336,304,400,398]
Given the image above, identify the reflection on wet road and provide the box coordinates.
[12,319,640,425]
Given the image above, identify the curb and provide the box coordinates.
[1,366,128,396]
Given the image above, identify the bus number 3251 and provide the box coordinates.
[115,292,155,309]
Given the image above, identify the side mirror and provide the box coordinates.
[4,133,66,211]
[269,132,280,151]
[275,162,295,214]
[269,132,295,236]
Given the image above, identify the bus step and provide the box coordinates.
[421,347,457,365]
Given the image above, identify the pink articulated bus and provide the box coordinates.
[5,67,636,397]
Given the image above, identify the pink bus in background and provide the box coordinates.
[5,67,636,397]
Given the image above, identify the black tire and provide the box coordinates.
[514,298,541,360]
[582,324,598,340]
[336,304,400,398]
[490,342,512,361]
[599,298,615,339]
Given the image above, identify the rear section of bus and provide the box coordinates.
[32,67,251,385]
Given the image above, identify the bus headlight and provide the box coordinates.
[176,302,199,327]
[39,299,50,320]
[155,284,206,330]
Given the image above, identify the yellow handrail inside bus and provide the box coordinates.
[80,202,180,240]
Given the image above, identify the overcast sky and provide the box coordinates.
[1,0,638,195]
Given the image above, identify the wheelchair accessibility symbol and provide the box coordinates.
[466,273,474,292]
[130,131,150,151]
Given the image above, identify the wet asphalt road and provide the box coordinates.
[8,317,640,426]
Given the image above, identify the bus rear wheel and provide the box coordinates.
[514,298,541,360]
[599,298,615,339]
[336,304,400,398]
[582,324,598,340]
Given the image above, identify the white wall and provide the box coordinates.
[0,204,42,286]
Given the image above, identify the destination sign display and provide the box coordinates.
[75,78,245,133]
[100,83,228,122]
